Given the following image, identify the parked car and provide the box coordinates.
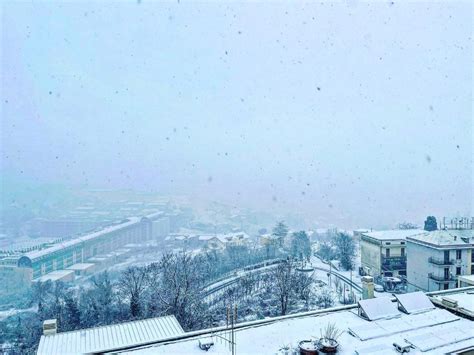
[374,284,384,292]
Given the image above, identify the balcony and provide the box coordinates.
[428,257,454,266]
[428,273,456,283]
[381,256,406,271]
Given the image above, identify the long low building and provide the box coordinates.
[0,211,173,292]
[18,217,146,279]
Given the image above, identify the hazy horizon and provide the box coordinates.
[2,1,473,229]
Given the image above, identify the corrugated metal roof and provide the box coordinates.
[37,315,184,355]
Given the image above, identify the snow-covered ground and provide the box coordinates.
[0,306,37,321]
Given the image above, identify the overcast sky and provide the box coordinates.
[1,1,472,228]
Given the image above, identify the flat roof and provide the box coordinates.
[66,263,95,271]
[458,275,474,284]
[362,229,424,241]
[37,315,184,355]
[35,270,75,282]
[430,289,474,315]
[407,230,474,247]
[116,302,474,354]
[23,217,141,261]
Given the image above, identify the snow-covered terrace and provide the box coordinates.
[429,288,474,320]
[110,289,474,355]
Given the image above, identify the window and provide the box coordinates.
[401,247,405,257]
[471,250,474,262]
[444,250,450,263]
[456,267,461,275]
[443,283,449,290]
[400,241,405,245]
[456,250,461,260]
[386,242,391,245]
[444,268,449,279]
[386,248,390,258]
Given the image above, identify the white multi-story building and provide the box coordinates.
[360,230,423,278]
[407,229,474,292]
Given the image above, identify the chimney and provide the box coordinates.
[43,319,57,335]
[361,276,374,299]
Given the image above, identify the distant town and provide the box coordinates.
[1,191,473,353]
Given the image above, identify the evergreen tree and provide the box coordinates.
[63,295,81,331]
[270,221,289,253]
[12,316,25,354]
[424,216,438,231]
[272,221,289,238]
[334,232,355,270]
[290,231,311,261]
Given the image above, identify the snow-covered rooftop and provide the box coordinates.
[115,301,474,355]
[458,274,474,284]
[199,232,250,244]
[358,297,400,320]
[34,270,75,282]
[361,229,424,241]
[430,289,474,315]
[23,217,141,261]
[37,315,184,355]
[66,263,95,271]
[395,291,435,314]
[407,229,474,247]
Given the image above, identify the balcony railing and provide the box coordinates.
[428,273,456,282]
[428,257,454,266]
[381,256,406,271]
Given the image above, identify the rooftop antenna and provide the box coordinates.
[208,302,237,353]
[225,304,238,355]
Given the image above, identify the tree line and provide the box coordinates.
[1,221,324,354]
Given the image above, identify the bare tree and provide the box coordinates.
[118,266,149,318]
[239,273,257,297]
[270,259,296,315]
[155,252,205,329]
[293,272,314,305]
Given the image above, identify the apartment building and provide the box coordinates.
[360,230,423,277]
[407,229,474,292]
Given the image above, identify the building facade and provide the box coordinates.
[360,230,424,278]
[407,229,474,292]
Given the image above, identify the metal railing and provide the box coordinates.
[381,256,406,271]
[428,257,454,266]
[428,273,456,282]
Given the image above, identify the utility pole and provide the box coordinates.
[226,304,238,355]
[350,268,353,296]
[329,261,332,286]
